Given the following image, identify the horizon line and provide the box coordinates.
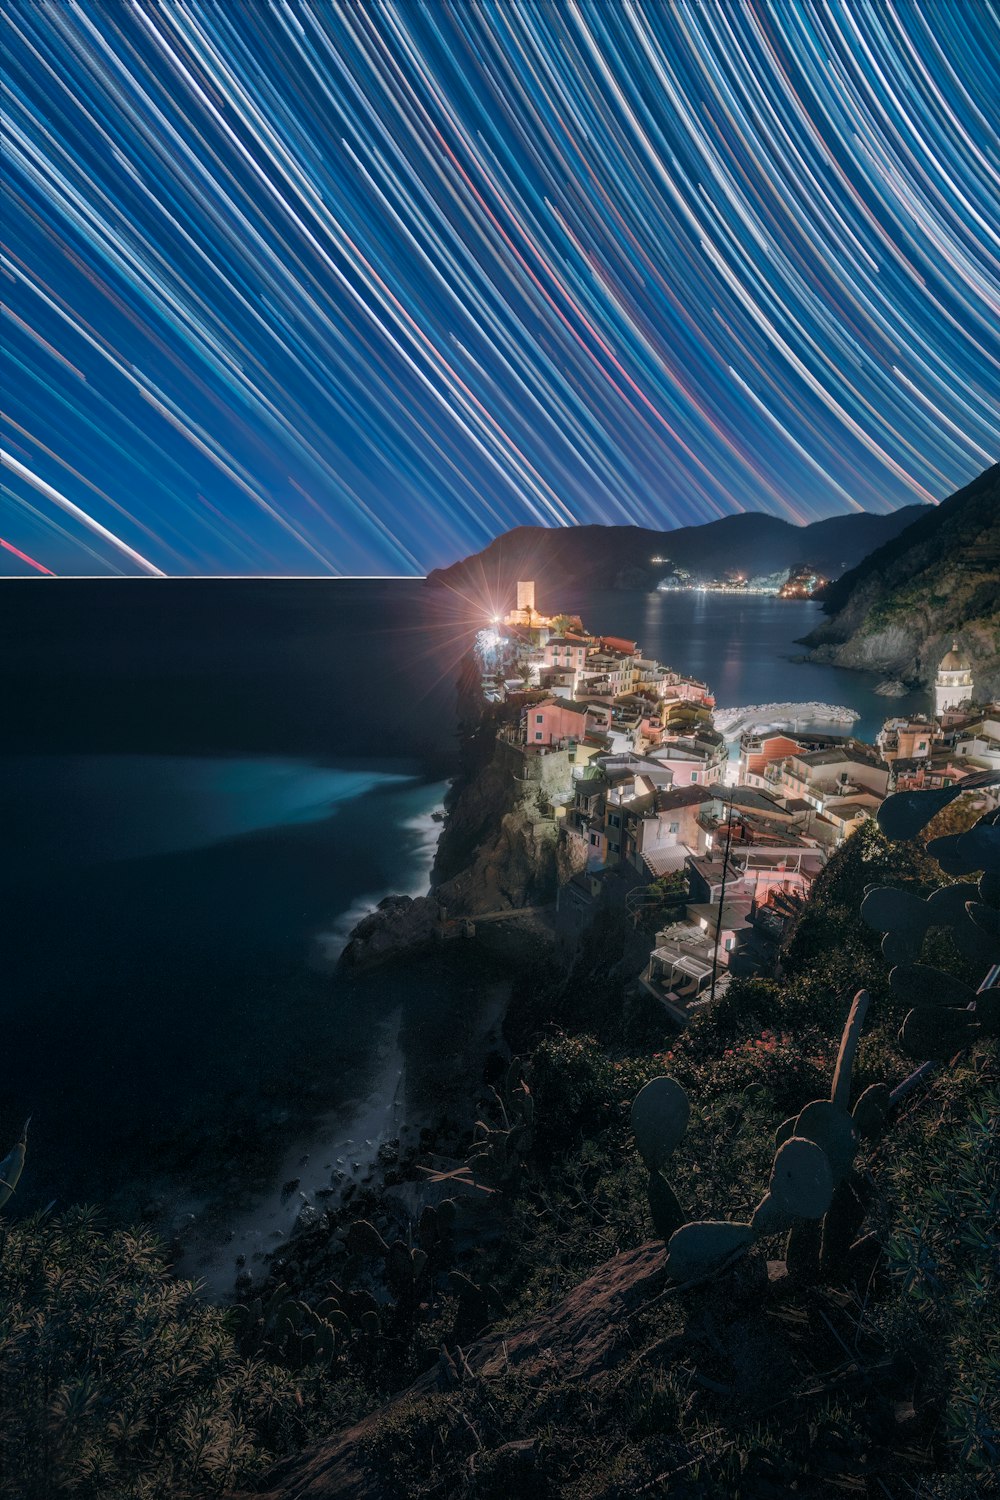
[0,573,428,581]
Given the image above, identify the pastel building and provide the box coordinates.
[953,712,1000,772]
[739,731,806,787]
[765,745,890,821]
[876,718,939,763]
[526,697,590,746]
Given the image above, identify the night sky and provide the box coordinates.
[2,3,998,578]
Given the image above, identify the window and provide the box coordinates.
[669,821,679,834]
[724,937,733,952]
[590,833,600,845]
[691,771,698,782]
[535,714,544,723]
[535,731,543,741]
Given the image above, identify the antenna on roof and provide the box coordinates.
[709,785,736,1007]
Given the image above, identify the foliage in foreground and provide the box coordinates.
[2,806,997,1497]
[0,1207,370,1499]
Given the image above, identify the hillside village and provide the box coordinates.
[472,582,1000,1023]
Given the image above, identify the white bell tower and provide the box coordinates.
[934,640,973,716]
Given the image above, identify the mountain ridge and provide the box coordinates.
[427,503,930,598]
[801,463,1000,697]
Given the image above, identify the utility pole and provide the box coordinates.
[710,789,736,1006]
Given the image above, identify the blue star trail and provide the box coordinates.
[1,1,998,576]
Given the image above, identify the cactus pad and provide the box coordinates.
[750,1191,791,1234]
[877,784,965,842]
[851,1083,890,1140]
[631,1076,690,1171]
[889,963,976,1007]
[793,1101,858,1182]
[664,1220,755,1281]
[347,1219,389,1257]
[767,1136,834,1220]
[900,1007,981,1058]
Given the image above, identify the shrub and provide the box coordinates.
[0,1206,368,1498]
[526,1034,617,1153]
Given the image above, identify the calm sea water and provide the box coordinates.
[0,579,475,1218]
[560,588,932,744]
[0,579,926,1225]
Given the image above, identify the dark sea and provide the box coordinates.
[0,580,929,1283]
[558,587,932,745]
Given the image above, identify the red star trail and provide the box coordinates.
[2,1,997,576]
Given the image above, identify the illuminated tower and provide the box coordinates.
[934,640,974,716]
[517,580,535,615]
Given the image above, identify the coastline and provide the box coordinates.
[176,772,549,1300]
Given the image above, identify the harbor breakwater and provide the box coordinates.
[714,701,861,737]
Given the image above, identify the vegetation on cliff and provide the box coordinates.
[4,787,996,1498]
[802,463,1000,696]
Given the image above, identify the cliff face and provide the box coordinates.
[342,665,574,965]
[432,738,570,915]
[801,464,1000,698]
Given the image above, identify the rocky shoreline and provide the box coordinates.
[234,684,569,1301]
[339,892,442,971]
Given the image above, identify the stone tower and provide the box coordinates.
[516,580,535,614]
[934,640,974,716]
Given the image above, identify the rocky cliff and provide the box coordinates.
[801,464,1000,698]
[341,660,579,966]
[431,739,570,915]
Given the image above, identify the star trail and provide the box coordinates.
[1,1,998,577]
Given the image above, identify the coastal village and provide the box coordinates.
[471,582,1000,1025]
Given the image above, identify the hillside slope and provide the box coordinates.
[427,504,927,597]
[801,464,1000,696]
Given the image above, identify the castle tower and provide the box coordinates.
[516,580,535,615]
[934,639,974,716]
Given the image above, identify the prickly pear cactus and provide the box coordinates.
[631,1076,690,1171]
[347,1219,390,1257]
[851,1083,890,1141]
[873,782,1000,1065]
[641,779,999,1291]
[0,1120,29,1211]
[763,1136,834,1223]
[630,1076,691,1244]
[235,1282,341,1368]
[791,1101,858,1183]
[664,1221,755,1281]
